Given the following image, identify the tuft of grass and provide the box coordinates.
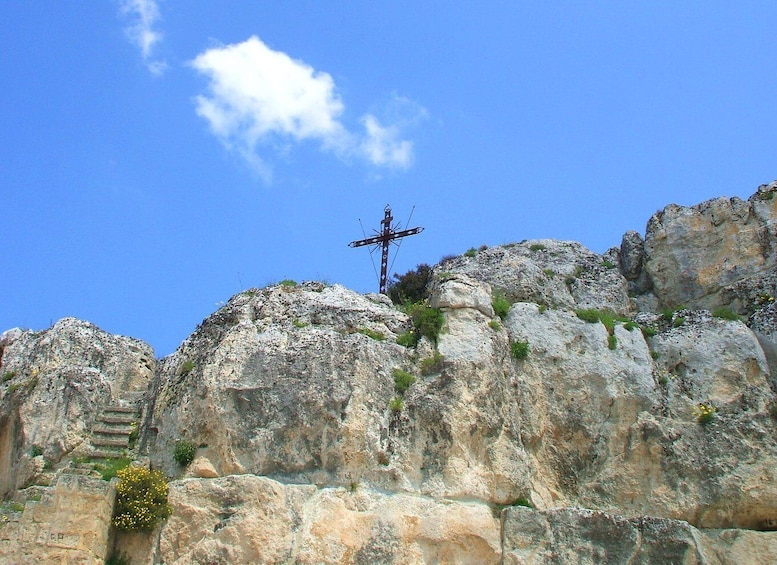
[641,326,657,338]
[396,330,417,348]
[96,457,133,481]
[574,309,629,335]
[389,396,404,413]
[543,269,555,279]
[607,334,618,350]
[512,497,533,508]
[292,319,309,328]
[408,304,445,344]
[601,259,616,269]
[357,328,385,341]
[673,317,685,328]
[529,243,546,252]
[392,368,416,395]
[2,370,16,383]
[492,293,511,320]
[511,340,529,360]
[489,319,502,331]
[712,307,741,321]
[464,247,478,257]
[538,304,547,314]
[279,279,298,287]
[420,352,444,375]
[179,360,195,376]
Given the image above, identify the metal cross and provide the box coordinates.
[349,205,424,294]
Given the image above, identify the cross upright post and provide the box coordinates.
[349,205,424,294]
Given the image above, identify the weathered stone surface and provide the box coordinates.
[642,182,777,311]
[501,507,777,565]
[0,318,154,497]
[435,239,632,314]
[0,474,115,564]
[154,474,500,565]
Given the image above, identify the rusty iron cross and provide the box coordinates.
[349,205,424,294]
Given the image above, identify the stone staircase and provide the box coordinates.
[88,393,143,459]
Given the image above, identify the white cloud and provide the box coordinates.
[121,0,168,75]
[190,36,422,181]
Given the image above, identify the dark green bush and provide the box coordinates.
[511,341,529,360]
[173,440,196,467]
[408,304,444,344]
[608,334,618,350]
[464,247,477,257]
[396,331,417,347]
[387,264,432,305]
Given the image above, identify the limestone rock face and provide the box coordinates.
[157,475,501,565]
[501,507,777,565]
[639,181,777,311]
[4,182,777,562]
[0,318,154,497]
[435,239,632,314]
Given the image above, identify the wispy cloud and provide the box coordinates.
[190,36,423,182]
[120,0,168,75]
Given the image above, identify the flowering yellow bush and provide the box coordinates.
[693,402,717,425]
[113,466,171,531]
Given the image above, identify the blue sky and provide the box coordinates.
[2,2,776,356]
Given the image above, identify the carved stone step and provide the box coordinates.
[92,435,129,448]
[92,424,134,436]
[97,413,137,425]
[102,405,139,414]
[89,448,127,459]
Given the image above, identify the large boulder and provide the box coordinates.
[640,181,777,311]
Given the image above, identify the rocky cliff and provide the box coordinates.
[2,181,777,564]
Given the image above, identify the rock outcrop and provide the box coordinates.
[3,181,777,563]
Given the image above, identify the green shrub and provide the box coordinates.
[529,243,546,251]
[511,341,529,360]
[420,352,444,375]
[2,370,16,382]
[30,445,43,458]
[623,321,638,331]
[489,319,502,331]
[693,402,717,425]
[279,279,297,287]
[179,360,195,376]
[392,369,416,395]
[293,319,309,328]
[492,294,511,320]
[712,307,741,321]
[408,304,445,344]
[575,309,601,324]
[389,396,404,413]
[543,269,555,279]
[608,334,618,350]
[641,326,657,338]
[601,259,616,269]
[673,316,685,327]
[464,247,477,257]
[396,330,417,347]
[173,440,196,467]
[113,466,171,531]
[387,264,432,305]
[538,304,547,314]
[512,497,533,508]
